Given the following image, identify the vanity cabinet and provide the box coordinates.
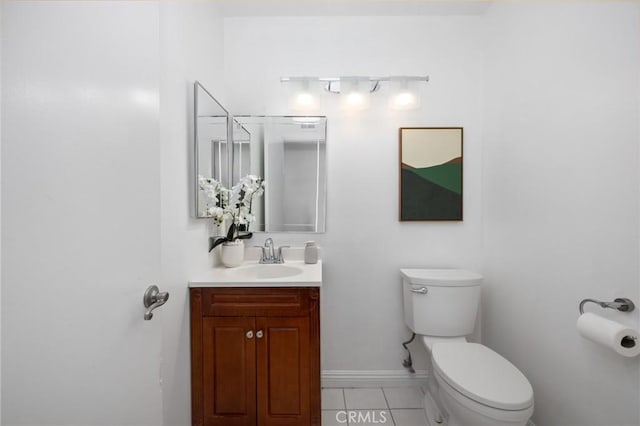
[190,287,320,426]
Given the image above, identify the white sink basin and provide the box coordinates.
[189,258,322,287]
[233,264,303,280]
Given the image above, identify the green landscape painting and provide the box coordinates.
[400,127,463,221]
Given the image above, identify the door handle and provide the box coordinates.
[143,285,169,320]
[246,330,254,339]
[256,330,264,339]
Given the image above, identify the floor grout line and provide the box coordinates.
[341,387,347,411]
[380,387,396,426]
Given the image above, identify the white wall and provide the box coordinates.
[158,2,224,425]
[223,16,486,373]
[482,3,640,425]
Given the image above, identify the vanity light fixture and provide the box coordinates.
[389,77,421,110]
[288,77,322,113]
[339,77,371,111]
[280,75,429,112]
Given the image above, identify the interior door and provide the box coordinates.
[2,2,164,425]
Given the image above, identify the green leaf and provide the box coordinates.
[208,236,229,252]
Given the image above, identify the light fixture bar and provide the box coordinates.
[280,76,429,83]
[281,76,429,95]
[282,75,428,111]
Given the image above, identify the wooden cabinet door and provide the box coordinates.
[256,316,311,426]
[202,317,257,426]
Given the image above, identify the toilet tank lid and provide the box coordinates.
[400,269,482,287]
[432,343,534,411]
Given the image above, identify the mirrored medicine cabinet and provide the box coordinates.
[194,81,327,233]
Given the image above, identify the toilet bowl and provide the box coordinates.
[401,269,534,426]
[431,342,534,426]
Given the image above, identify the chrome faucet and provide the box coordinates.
[264,238,275,261]
[256,238,289,264]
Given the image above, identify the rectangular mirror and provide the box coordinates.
[194,81,230,218]
[233,116,327,233]
[193,83,327,232]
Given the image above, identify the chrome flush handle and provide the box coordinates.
[410,287,428,294]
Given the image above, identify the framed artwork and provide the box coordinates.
[399,127,463,221]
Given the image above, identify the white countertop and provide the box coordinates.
[188,260,323,288]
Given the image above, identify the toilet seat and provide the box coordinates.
[432,342,534,411]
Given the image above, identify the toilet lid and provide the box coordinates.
[432,343,534,411]
[400,269,482,287]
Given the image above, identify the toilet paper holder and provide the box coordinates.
[579,298,635,315]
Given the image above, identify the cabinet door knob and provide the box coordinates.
[256,330,264,339]
[246,330,254,339]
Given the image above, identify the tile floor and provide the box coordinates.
[322,387,429,426]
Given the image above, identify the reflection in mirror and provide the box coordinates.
[233,116,327,233]
[194,82,229,218]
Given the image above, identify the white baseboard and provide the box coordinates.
[322,370,429,388]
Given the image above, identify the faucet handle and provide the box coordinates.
[276,246,290,263]
[253,245,268,262]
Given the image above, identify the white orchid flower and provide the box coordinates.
[204,174,265,241]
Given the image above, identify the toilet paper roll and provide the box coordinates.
[577,312,640,357]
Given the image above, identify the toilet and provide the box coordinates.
[401,269,534,426]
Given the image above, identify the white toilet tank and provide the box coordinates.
[401,269,482,336]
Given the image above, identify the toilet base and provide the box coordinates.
[423,387,444,425]
[437,373,533,426]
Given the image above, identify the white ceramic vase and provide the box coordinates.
[221,240,244,268]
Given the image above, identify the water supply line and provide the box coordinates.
[401,333,416,373]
